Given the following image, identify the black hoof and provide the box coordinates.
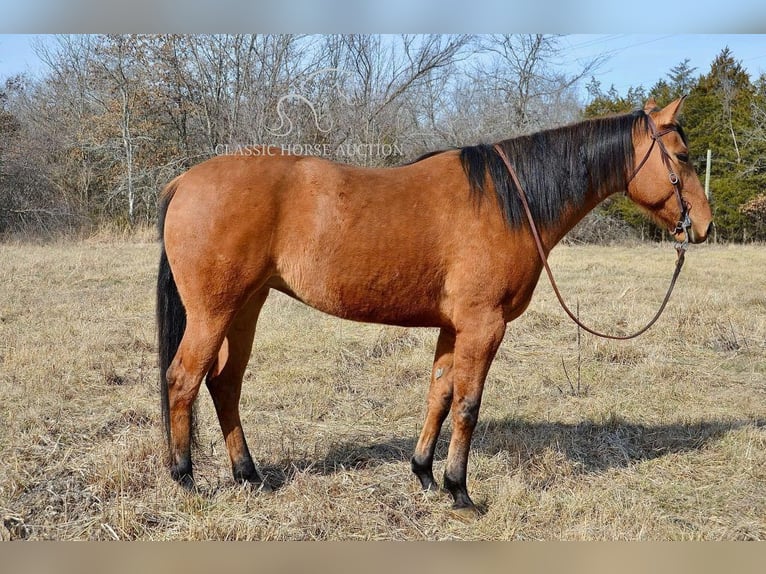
[443,474,476,511]
[171,468,194,490]
[411,457,438,491]
[233,460,271,493]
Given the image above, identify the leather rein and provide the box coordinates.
[493,114,691,340]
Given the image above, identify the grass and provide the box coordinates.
[0,238,764,540]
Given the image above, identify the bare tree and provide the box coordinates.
[96,35,141,222]
[0,74,80,233]
[719,71,742,164]
[471,34,601,135]
[319,34,471,164]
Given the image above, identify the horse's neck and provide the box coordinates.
[540,185,616,252]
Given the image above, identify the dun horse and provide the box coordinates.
[157,98,712,514]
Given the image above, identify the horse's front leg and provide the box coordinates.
[442,314,506,515]
[411,327,456,491]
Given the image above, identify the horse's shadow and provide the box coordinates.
[258,416,764,491]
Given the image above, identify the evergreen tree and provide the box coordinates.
[649,79,673,106]
[667,58,697,96]
[583,78,638,117]
[740,73,766,240]
[685,47,762,241]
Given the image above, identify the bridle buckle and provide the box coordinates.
[673,210,692,252]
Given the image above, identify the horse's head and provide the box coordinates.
[627,97,713,244]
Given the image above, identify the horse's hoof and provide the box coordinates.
[239,478,273,494]
[171,469,195,491]
[448,504,482,522]
[255,481,273,494]
[420,484,442,499]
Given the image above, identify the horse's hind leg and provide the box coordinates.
[205,289,270,489]
[411,327,456,491]
[166,313,231,488]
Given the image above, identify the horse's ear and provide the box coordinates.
[671,95,687,117]
[655,96,687,124]
[643,98,659,113]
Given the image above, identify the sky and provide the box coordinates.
[559,34,766,97]
[1,34,765,102]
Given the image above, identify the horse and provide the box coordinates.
[156,97,713,516]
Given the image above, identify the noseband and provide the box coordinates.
[493,113,691,341]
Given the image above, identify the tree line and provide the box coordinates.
[585,48,766,242]
[0,35,763,241]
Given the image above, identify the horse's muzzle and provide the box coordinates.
[686,220,714,244]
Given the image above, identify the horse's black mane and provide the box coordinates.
[410,109,652,228]
[464,110,650,227]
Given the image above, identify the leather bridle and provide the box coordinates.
[493,114,691,340]
[627,114,692,248]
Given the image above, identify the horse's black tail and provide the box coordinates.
[156,178,187,456]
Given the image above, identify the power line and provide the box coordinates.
[563,34,629,51]
[599,35,678,58]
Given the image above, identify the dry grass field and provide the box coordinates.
[0,236,764,540]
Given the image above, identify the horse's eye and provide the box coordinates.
[676,153,689,163]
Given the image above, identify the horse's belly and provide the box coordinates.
[268,267,446,328]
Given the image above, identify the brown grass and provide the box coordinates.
[0,238,764,540]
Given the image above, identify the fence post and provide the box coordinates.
[704,149,716,242]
